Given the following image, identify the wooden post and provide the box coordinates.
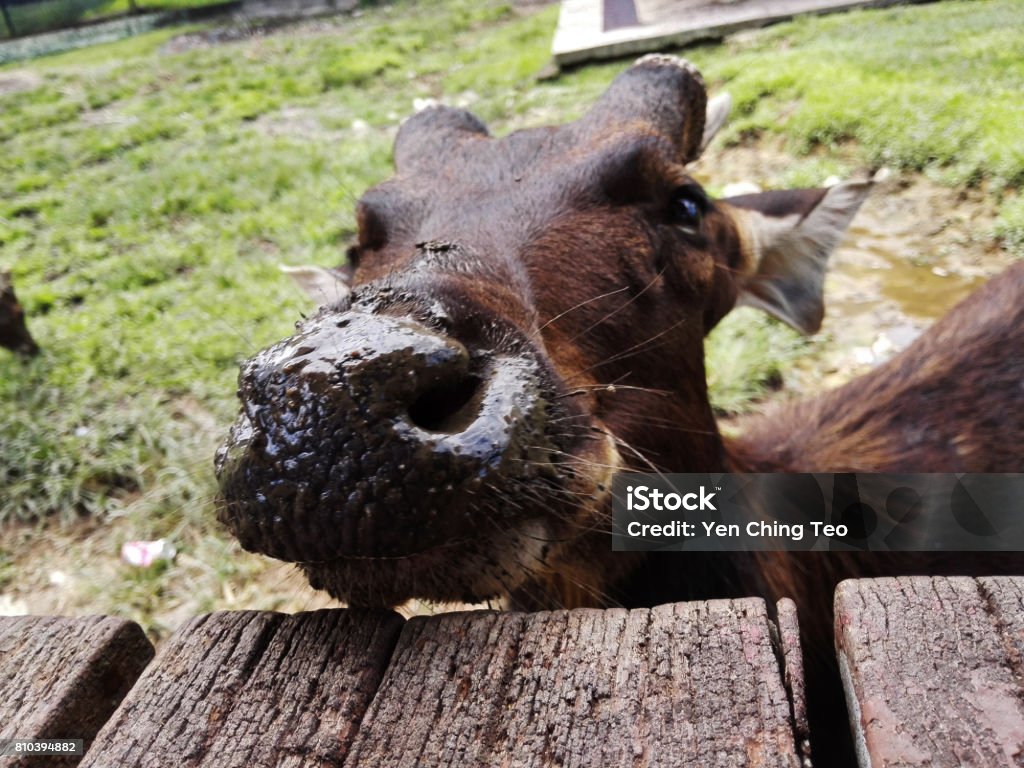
[80,610,404,767]
[836,576,1024,767]
[75,601,805,766]
[344,600,803,766]
[0,616,154,767]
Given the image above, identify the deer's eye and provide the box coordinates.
[671,186,708,234]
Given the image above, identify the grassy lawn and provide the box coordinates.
[0,0,1020,634]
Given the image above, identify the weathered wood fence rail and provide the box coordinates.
[2,577,1022,767]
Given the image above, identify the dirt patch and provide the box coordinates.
[0,513,483,646]
[0,513,341,641]
[253,105,352,141]
[169,394,223,434]
[80,106,138,127]
[813,175,1012,385]
[0,70,43,96]
[161,22,278,54]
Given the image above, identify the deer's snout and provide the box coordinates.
[215,308,550,562]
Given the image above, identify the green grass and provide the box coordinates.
[0,0,1021,629]
[705,309,808,417]
[995,194,1024,258]
[701,2,1024,191]
[0,0,544,523]
[86,0,228,17]
[3,0,108,38]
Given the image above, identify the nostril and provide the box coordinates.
[408,375,484,433]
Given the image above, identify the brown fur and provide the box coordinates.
[722,264,1024,765]
[730,261,1024,473]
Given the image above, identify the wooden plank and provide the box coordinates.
[80,609,403,768]
[603,0,639,31]
[344,599,802,767]
[0,615,154,767]
[552,0,933,67]
[835,576,1024,768]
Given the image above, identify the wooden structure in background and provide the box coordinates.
[553,0,934,66]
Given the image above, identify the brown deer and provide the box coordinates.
[215,55,1024,765]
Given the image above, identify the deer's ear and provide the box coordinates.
[698,92,732,156]
[722,180,871,334]
[280,265,352,307]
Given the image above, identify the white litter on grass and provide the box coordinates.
[873,167,894,183]
[853,347,875,365]
[121,539,177,567]
[0,595,28,616]
[721,181,762,197]
[871,334,896,360]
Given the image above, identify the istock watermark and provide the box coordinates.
[625,484,719,512]
[612,473,1024,552]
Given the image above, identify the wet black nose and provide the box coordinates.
[215,309,546,561]
[246,310,484,436]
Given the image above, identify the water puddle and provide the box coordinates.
[836,223,987,321]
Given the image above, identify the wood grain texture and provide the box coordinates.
[344,599,802,767]
[79,609,402,768]
[0,615,154,767]
[775,598,811,767]
[836,576,1024,768]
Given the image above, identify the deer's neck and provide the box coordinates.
[721,263,1024,474]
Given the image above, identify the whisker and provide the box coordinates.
[554,383,674,400]
[566,317,689,382]
[567,268,665,346]
[533,285,630,338]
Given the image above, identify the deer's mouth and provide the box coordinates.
[290,427,620,609]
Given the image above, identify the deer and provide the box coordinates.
[215,55,1024,765]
